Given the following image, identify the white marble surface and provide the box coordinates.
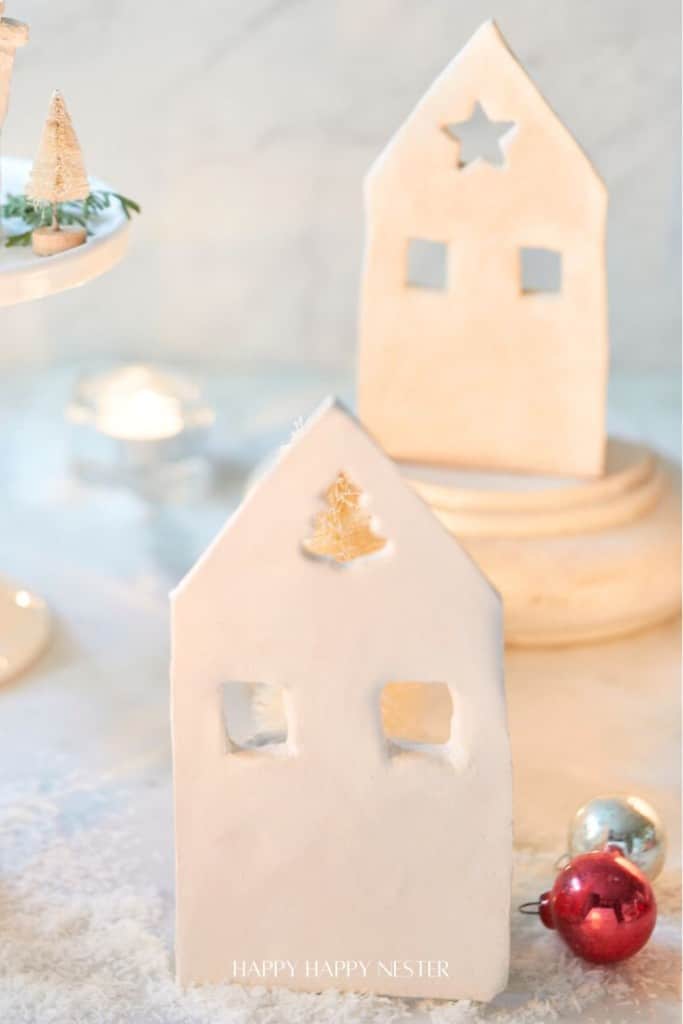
[0,1,680,372]
[0,364,679,1021]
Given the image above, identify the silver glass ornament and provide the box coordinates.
[568,795,666,881]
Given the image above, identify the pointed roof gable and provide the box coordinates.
[173,397,497,608]
[366,20,605,203]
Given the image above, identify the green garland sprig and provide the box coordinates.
[0,191,141,247]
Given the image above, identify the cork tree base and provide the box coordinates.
[31,225,87,256]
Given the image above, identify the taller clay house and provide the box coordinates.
[0,2,28,132]
[358,21,608,477]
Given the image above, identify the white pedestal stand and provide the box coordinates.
[0,155,131,681]
[403,438,681,647]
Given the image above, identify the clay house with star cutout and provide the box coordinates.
[358,20,608,477]
[171,398,511,1002]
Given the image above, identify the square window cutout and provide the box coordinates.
[380,681,454,759]
[520,247,562,294]
[221,682,289,755]
[406,239,447,291]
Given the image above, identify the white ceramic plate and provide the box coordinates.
[0,155,130,307]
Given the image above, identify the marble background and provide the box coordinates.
[0,0,680,372]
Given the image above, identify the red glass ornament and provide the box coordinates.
[538,848,656,963]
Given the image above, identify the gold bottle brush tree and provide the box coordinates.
[26,90,89,255]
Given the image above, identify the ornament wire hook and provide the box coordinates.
[518,900,542,915]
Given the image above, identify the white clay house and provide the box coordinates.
[171,399,512,1001]
[358,20,608,477]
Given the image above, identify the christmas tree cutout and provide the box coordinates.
[26,90,89,256]
[303,471,387,564]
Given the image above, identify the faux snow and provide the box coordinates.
[0,764,679,1024]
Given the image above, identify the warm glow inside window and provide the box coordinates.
[380,682,454,756]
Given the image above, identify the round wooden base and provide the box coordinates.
[31,225,87,256]
[401,439,681,647]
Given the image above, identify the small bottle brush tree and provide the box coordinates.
[26,90,89,256]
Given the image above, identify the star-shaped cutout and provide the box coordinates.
[443,102,515,170]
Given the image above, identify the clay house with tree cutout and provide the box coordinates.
[358,20,608,477]
[171,398,512,1001]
